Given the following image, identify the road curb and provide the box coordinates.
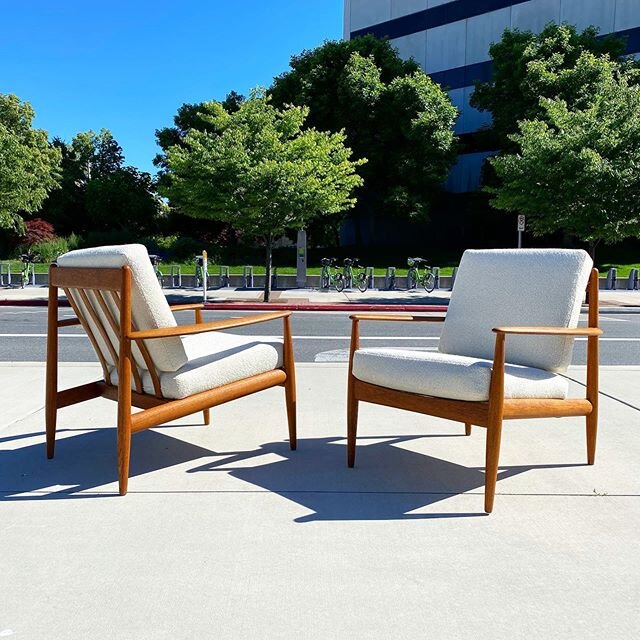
[1,298,639,313]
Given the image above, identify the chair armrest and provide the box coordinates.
[493,326,603,337]
[350,314,446,322]
[129,311,291,340]
[169,303,205,313]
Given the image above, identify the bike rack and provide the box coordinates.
[0,263,11,287]
[628,268,639,290]
[168,265,182,288]
[243,265,254,288]
[218,266,230,288]
[450,267,458,291]
[366,267,375,289]
[385,267,396,290]
[433,267,440,290]
[606,268,617,290]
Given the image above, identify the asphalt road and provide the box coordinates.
[0,306,639,365]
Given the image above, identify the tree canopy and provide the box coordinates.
[0,93,61,230]
[159,90,365,300]
[270,37,458,231]
[40,129,161,235]
[487,53,640,254]
[471,23,634,148]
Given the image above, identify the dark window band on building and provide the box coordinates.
[351,0,533,40]
[395,28,640,93]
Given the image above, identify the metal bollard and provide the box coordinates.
[606,268,617,290]
[169,265,182,288]
[271,267,278,289]
[433,267,440,290]
[385,267,396,290]
[0,263,11,287]
[219,266,230,288]
[450,267,458,291]
[243,265,254,288]
[628,268,639,290]
[366,267,375,289]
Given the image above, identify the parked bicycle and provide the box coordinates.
[19,252,40,289]
[149,254,164,287]
[406,257,436,293]
[342,257,368,293]
[320,257,344,291]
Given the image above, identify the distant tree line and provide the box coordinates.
[2,24,640,265]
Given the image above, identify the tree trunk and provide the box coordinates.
[263,233,273,303]
[588,240,600,262]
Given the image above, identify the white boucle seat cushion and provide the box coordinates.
[352,348,568,402]
[111,332,283,399]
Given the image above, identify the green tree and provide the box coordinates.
[0,94,61,230]
[40,129,161,235]
[270,37,458,238]
[160,91,365,301]
[471,23,633,148]
[487,54,640,256]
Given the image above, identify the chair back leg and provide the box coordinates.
[46,271,59,459]
[283,315,297,450]
[586,268,600,464]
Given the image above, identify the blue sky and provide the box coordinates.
[0,0,343,173]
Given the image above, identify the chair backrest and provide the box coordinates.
[56,244,188,373]
[439,249,593,372]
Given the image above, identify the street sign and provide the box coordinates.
[517,215,526,232]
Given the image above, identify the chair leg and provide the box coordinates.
[586,411,598,465]
[203,409,211,426]
[117,418,131,496]
[284,373,297,451]
[347,394,359,468]
[465,422,472,436]
[46,401,57,459]
[484,414,504,514]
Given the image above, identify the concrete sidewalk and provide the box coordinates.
[1,363,639,639]
[1,283,639,309]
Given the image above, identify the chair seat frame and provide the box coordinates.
[347,269,601,513]
[46,264,296,495]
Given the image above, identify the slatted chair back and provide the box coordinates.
[52,244,190,397]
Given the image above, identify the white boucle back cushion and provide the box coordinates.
[439,249,593,372]
[57,244,188,372]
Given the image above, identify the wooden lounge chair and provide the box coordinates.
[46,244,296,495]
[346,249,602,513]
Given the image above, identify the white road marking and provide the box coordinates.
[0,334,639,343]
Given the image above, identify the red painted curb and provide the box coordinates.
[203,303,450,312]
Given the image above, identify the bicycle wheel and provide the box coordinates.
[334,273,345,292]
[423,272,436,293]
[407,267,418,290]
[356,272,368,293]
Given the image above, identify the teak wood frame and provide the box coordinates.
[346,269,602,513]
[46,264,297,495]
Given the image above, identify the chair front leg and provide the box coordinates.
[283,314,297,450]
[195,307,211,426]
[484,333,506,513]
[347,319,360,467]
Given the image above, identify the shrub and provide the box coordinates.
[30,237,69,263]
[23,218,56,247]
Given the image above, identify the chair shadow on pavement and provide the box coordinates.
[187,435,585,522]
[1,429,585,520]
[0,427,218,500]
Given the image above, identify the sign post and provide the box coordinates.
[296,229,307,288]
[517,215,526,249]
[202,250,208,302]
